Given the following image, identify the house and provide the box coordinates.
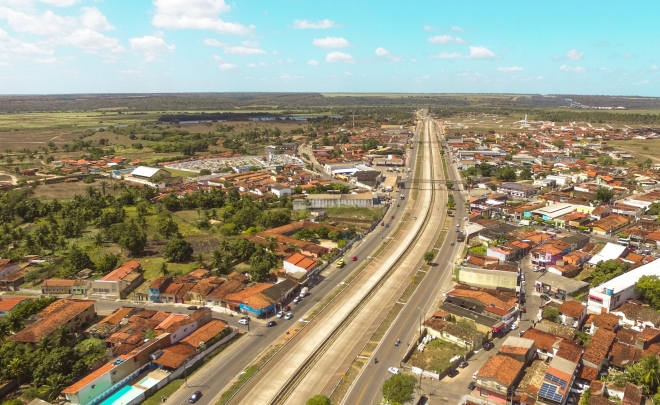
[530,240,572,266]
[153,319,228,370]
[89,260,143,299]
[588,242,629,266]
[498,336,536,365]
[611,301,660,329]
[127,166,178,189]
[9,299,96,345]
[590,214,630,236]
[475,355,525,403]
[0,297,27,316]
[205,278,246,308]
[148,276,172,303]
[283,253,318,277]
[270,185,292,197]
[557,301,587,329]
[537,356,578,405]
[423,317,483,350]
[497,183,538,198]
[41,279,77,295]
[515,360,549,405]
[441,288,518,332]
[0,268,25,291]
[84,307,138,338]
[225,283,275,317]
[582,328,616,371]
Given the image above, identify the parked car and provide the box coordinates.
[189,391,202,403]
[238,318,249,325]
[187,305,198,310]
[284,312,294,320]
[463,217,468,221]
[448,369,459,378]
[293,297,301,304]
[567,397,576,405]
[521,280,526,286]
[276,311,284,318]
[388,367,400,374]
[473,371,478,379]
[352,256,358,261]
[510,322,519,330]
[540,294,550,301]
[468,381,476,390]
[284,305,291,311]
[483,342,494,351]
[458,361,468,368]
[266,321,277,327]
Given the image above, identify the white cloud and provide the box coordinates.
[451,25,463,32]
[427,35,465,44]
[423,25,436,31]
[374,47,403,62]
[469,46,496,59]
[0,28,52,55]
[411,58,417,63]
[498,66,523,72]
[246,62,267,67]
[430,52,463,59]
[293,19,337,29]
[80,7,114,31]
[130,35,175,61]
[152,0,253,35]
[39,0,80,6]
[313,36,350,49]
[33,57,57,64]
[203,38,266,55]
[118,69,140,75]
[307,59,320,66]
[277,58,293,64]
[559,65,586,73]
[325,51,355,63]
[281,73,304,80]
[344,71,352,76]
[651,65,658,71]
[565,49,584,60]
[219,63,236,70]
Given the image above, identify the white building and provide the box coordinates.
[270,185,292,197]
[587,258,660,314]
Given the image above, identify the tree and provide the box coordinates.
[519,167,533,180]
[65,246,95,272]
[95,253,119,274]
[98,180,109,196]
[43,373,71,401]
[306,395,331,405]
[595,187,614,203]
[446,181,454,190]
[636,275,660,310]
[163,237,194,263]
[156,212,179,238]
[543,307,560,322]
[92,232,105,252]
[590,259,629,287]
[423,251,435,263]
[160,261,169,276]
[552,140,565,149]
[249,244,279,281]
[497,167,517,182]
[382,374,417,404]
[195,253,206,269]
[479,162,492,177]
[53,326,72,348]
[85,185,97,199]
[118,220,147,256]
[626,355,660,394]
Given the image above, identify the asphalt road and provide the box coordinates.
[342,117,470,405]
[160,121,423,405]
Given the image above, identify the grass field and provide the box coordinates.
[609,139,660,162]
[408,338,467,373]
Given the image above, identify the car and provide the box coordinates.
[238,318,249,325]
[187,305,198,310]
[483,342,494,351]
[521,280,526,286]
[450,241,455,246]
[276,311,284,318]
[381,222,385,226]
[468,381,477,390]
[386,224,389,227]
[455,228,459,232]
[448,369,459,378]
[458,361,468,368]
[284,305,291,311]
[189,391,202,403]
[397,204,400,207]
[387,367,400,374]
[352,256,358,261]
[456,224,460,228]
[520,306,527,313]
[266,321,277,327]
[567,397,576,405]
[510,322,519,330]
[540,294,550,301]
[336,259,345,268]
[293,296,301,304]
[391,215,395,219]
[463,217,468,221]
[284,312,294,320]
[473,372,478,379]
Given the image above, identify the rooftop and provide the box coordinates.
[477,355,524,387]
[10,299,95,343]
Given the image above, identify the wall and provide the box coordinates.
[459,267,517,290]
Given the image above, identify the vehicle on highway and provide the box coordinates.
[468,381,476,390]
[352,256,358,261]
[463,217,468,221]
[189,391,202,403]
[386,223,389,227]
[336,259,345,268]
[450,241,454,246]
[299,287,308,298]
[284,312,293,320]
[381,222,384,227]
[456,224,460,228]
[459,361,468,368]
[276,311,284,318]
[266,321,277,327]
[395,339,401,346]
[293,296,301,304]
[510,322,519,330]
[391,215,395,219]
[187,305,198,310]
[387,367,400,374]
[483,342,494,351]
[238,318,249,325]
[448,369,459,378]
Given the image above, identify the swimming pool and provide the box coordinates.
[100,386,144,405]
[137,377,160,389]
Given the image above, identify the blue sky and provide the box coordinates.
[0,0,659,96]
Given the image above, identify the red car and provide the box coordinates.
[352,256,358,261]
[390,215,395,219]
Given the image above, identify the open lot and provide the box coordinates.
[609,139,660,162]
[407,338,467,374]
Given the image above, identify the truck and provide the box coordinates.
[299,287,308,298]
[457,231,465,242]
[400,193,405,200]
[519,220,531,226]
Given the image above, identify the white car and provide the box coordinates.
[510,322,519,330]
[276,311,284,318]
[293,297,301,304]
[238,318,249,325]
[473,372,478,379]
[284,312,294,320]
[463,217,468,221]
[521,280,526,286]
[387,367,400,375]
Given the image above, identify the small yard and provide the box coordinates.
[407,338,468,374]
[325,206,384,220]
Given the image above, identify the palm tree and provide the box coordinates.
[37,335,55,353]
[92,232,105,252]
[99,180,109,196]
[8,357,24,385]
[641,355,660,394]
[0,321,10,342]
[160,261,169,276]
[266,236,279,253]
[53,326,72,347]
[5,313,22,333]
[85,185,97,199]
[195,253,206,269]
[43,373,70,401]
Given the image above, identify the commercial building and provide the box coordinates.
[89,260,143,299]
[297,193,375,209]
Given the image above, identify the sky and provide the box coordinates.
[1,0,659,96]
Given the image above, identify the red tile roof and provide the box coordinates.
[101,260,140,281]
[10,299,95,343]
[477,355,524,387]
[0,297,27,311]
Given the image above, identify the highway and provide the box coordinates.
[161,116,424,405]
[341,117,469,405]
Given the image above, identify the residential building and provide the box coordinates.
[154,319,228,370]
[582,328,616,372]
[270,184,292,197]
[530,203,576,221]
[41,279,77,295]
[423,317,483,350]
[588,242,629,266]
[521,328,563,360]
[0,297,27,316]
[89,260,143,299]
[441,288,518,331]
[498,336,536,365]
[283,253,318,277]
[497,183,538,198]
[557,301,587,329]
[475,355,525,403]
[531,240,572,266]
[611,301,660,329]
[537,356,578,405]
[590,214,630,236]
[9,299,96,345]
